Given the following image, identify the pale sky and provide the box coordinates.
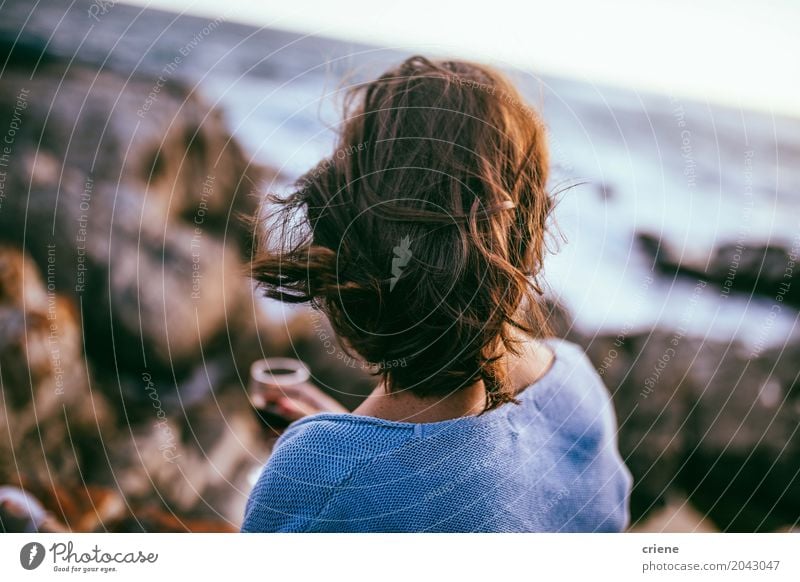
[123,0,799,118]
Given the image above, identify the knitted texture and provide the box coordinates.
[242,339,632,532]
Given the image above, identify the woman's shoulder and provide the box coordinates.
[243,417,399,531]
[542,337,595,368]
[521,338,619,444]
[538,337,609,397]
[280,412,418,446]
[265,414,415,479]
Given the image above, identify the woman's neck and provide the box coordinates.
[353,378,487,423]
[352,338,555,423]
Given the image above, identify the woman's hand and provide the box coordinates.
[253,382,348,422]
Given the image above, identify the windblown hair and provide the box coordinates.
[252,55,553,410]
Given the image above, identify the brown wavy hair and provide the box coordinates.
[252,55,553,410]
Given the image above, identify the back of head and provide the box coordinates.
[253,55,552,409]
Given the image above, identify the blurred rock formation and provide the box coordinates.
[0,41,278,531]
[570,311,800,532]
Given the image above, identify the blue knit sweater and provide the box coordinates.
[242,339,632,532]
